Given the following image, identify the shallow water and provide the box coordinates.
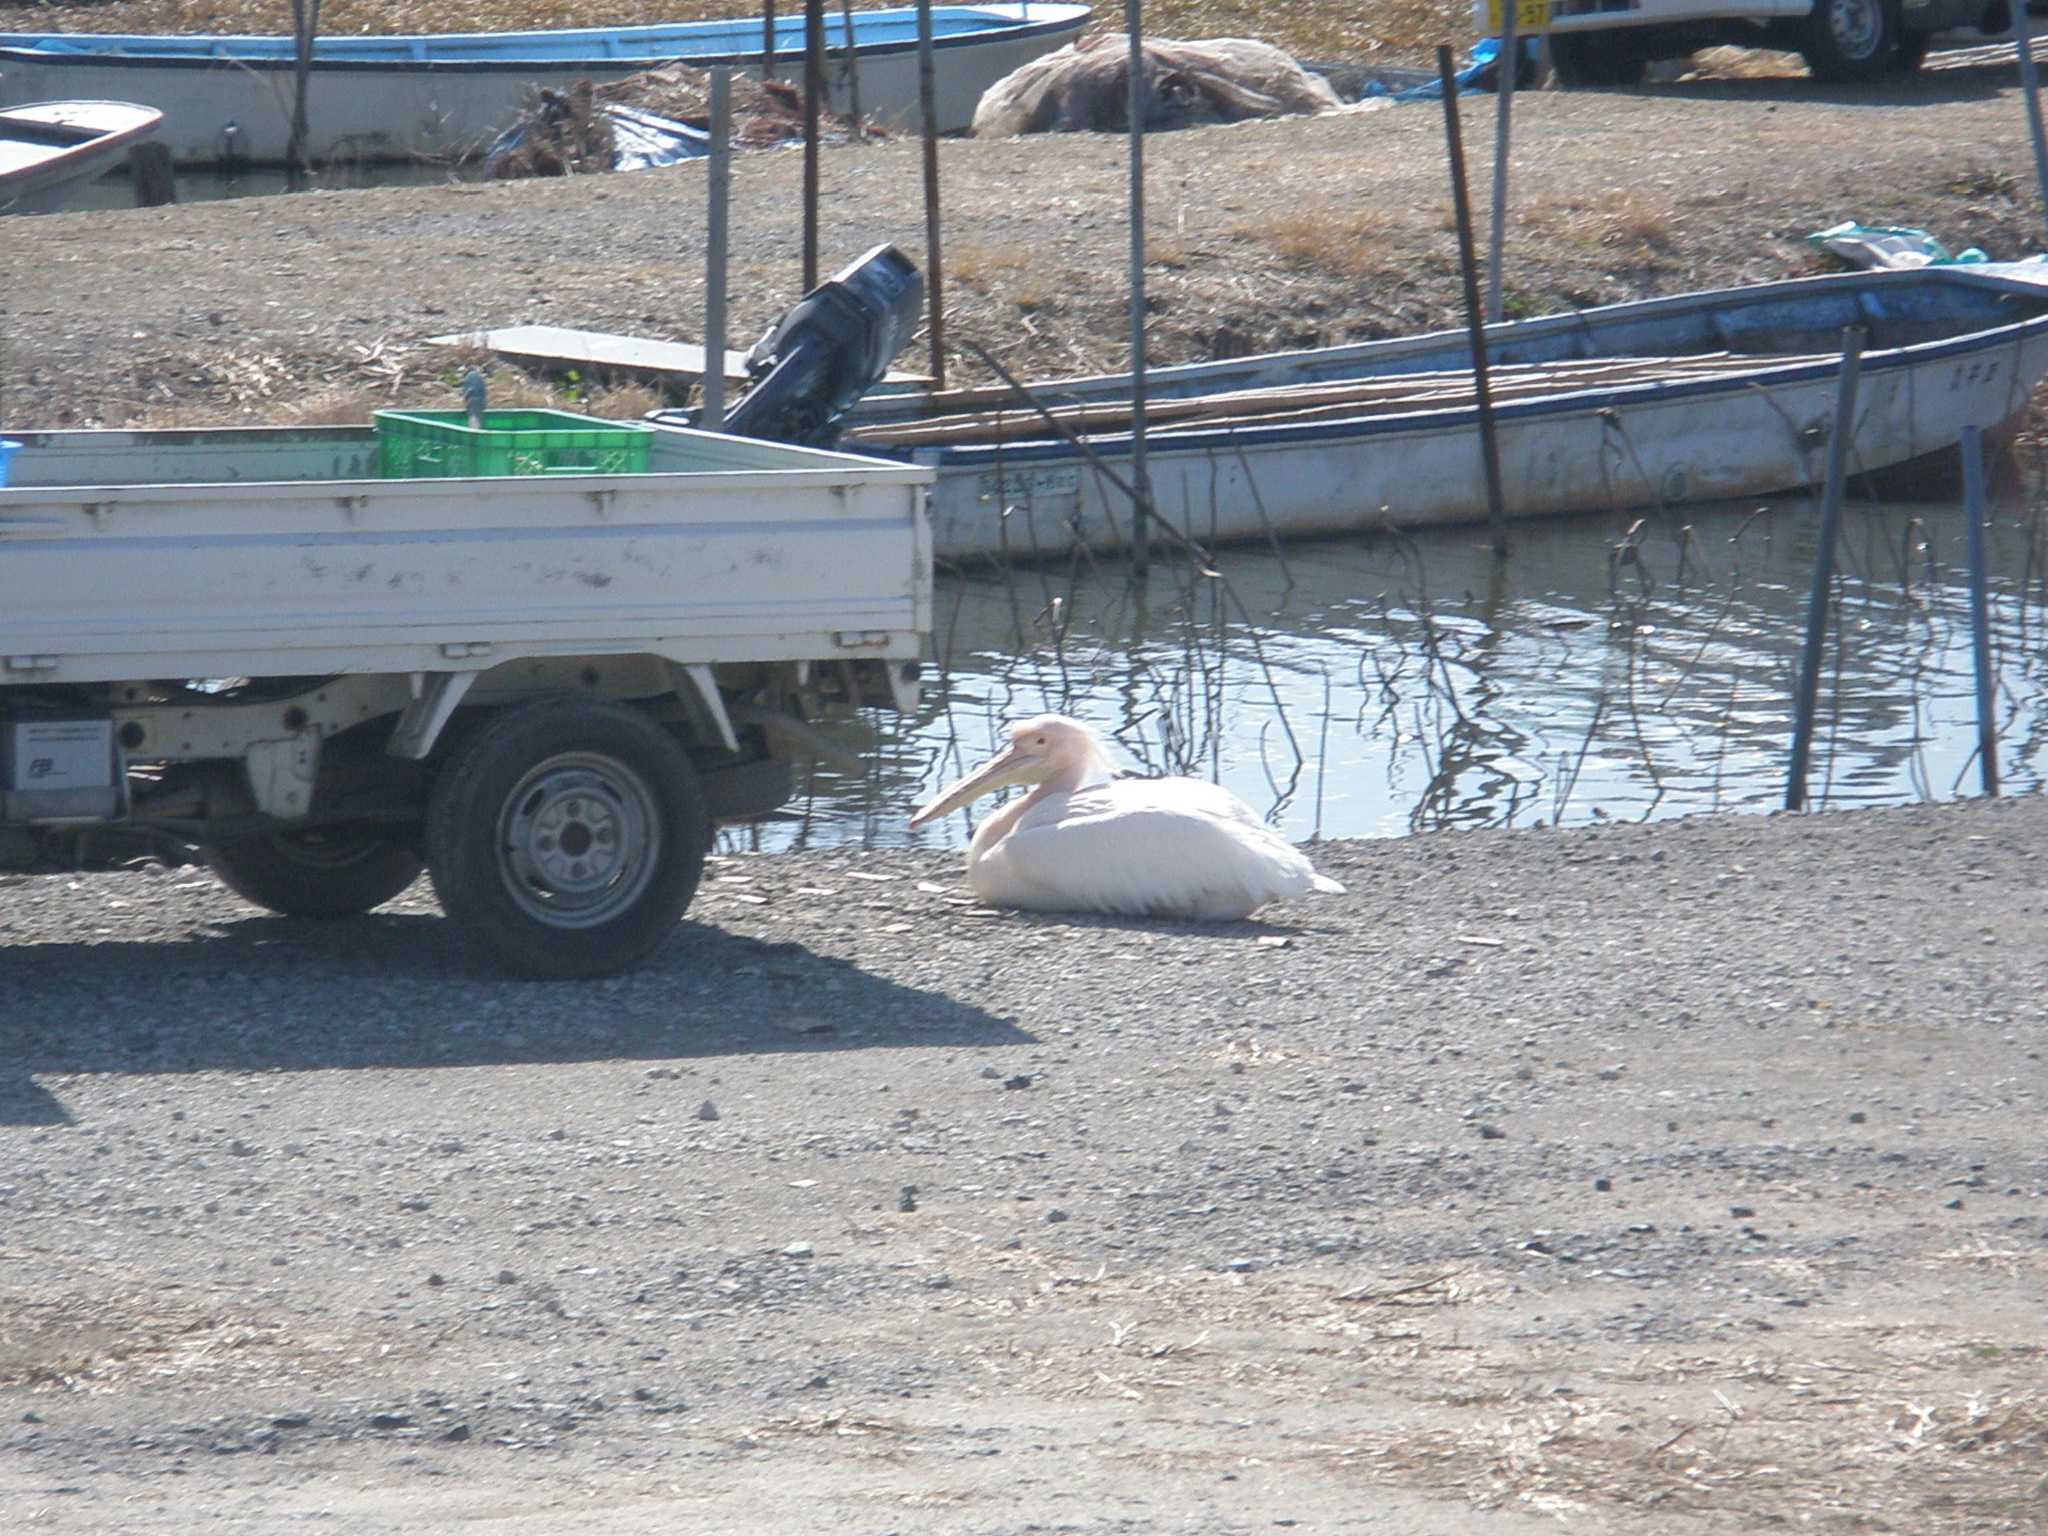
[748,490,2048,852]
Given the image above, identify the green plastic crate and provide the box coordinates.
[374,408,653,479]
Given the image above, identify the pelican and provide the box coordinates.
[908,714,1345,920]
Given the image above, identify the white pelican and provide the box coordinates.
[908,714,1345,920]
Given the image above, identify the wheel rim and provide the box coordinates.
[1827,0,1884,60]
[494,751,661,930]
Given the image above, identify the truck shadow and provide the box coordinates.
[0,913,1034,1126]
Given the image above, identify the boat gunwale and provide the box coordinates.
[0,3,1092,73]
[871,266,2048,416]
[868,267,2048,466]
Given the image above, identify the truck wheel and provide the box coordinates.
[205,828,423,919]
[426,697,707,980]
[1548,32,1648,87]
[1801,0,1898,82]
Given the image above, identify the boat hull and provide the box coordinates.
[0,4,1090,165]
[850,267,2048,562]
[0,98,161,214]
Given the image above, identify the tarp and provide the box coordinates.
[972,35,1341,137]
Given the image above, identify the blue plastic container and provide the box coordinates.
[0,439,19,487]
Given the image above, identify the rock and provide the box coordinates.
[783,1241,814,1259]
[695,1100,721,1122]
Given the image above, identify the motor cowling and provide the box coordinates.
[653,243,923,448]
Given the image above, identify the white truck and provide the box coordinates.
[1484,0,2022,84]
[0,421,931,979]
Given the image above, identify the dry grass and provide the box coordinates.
[0,0,1476,70]
[1516,187,1678,254]
[1253,205,1412,280]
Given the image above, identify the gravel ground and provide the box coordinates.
[5,39,2048,1535]
[3,793,2045,1532]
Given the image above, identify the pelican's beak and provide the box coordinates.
[908,742,1043,827]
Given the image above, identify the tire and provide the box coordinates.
[1800,0,1898,83]
[1548,32,1649,87]
[426,696,706,980]
[206,827,423,919]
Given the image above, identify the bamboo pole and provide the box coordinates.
[1126,2,1153,578]
[1437,44,1509,557]
[1960,424,2001,796]
[803,0,825,292]
[702,67,733,432]
[1486,3,1518,323]
[917,0,946,389]
[1785,327,1864,813]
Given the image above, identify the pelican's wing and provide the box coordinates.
[980,779,1328,919]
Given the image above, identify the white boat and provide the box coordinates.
[0,3,1091,166]
[0,99,161,214]
[838,264,2048,562]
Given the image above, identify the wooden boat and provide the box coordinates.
[0,2,1091,166]
[840,264,2048,562]
[0,99,161,214]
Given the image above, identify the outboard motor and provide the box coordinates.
[652,243,923,448]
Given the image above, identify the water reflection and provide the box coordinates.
[735,489,2048,853]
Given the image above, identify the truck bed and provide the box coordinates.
[0,424,932,685]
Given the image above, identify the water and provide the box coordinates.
[745,491,2048,852]
[52,160,470,213]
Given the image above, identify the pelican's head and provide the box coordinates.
[908,714,1117,827]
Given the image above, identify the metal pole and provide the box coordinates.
[1126,0,1152,578]
[762,0,777,82]
[917,0,945,389]
[2016,8,2048,240]
[802,0,824,292]
[1486,3,1519,323]
[1785,327,1865,812]
[1960,424,2001,796]
[1437,44,1509,558]
[702,67,732,432]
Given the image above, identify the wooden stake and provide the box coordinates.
[1437,44,1509,558]
[917,0,946,389]
[762,0,777,81]
[1785,327,1864,812]
[702,67,733,431]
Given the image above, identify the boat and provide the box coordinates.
[0,3,1091,166]
[833,263,2048,562]
[0,99,162,214]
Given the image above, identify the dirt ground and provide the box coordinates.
[5,48,2048,428]
[2,796,2045,1533]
